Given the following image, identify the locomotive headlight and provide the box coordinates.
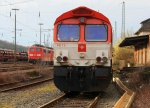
[80,17,85,23]
[102,57,108,63]
[63,56,68,62]
[56,56,62,62]
[96,57,101,62]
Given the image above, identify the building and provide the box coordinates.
[119,18,150,66]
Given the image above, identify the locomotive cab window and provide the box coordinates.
[85,25,108,41]
[36,48,41,52]
[43,49,46,53]
[57,25,80,41]
[30,48,34,52]
[48,50,51,53]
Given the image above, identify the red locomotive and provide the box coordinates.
[53,6,112,92]
[28,44,53,64]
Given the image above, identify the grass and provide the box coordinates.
[0,71,41,84]
[26,71,40,77]
[36,83,57,93]
[0,73,27,84]
[0,103,13,108]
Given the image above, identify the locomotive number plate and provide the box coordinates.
[55,43,65,47]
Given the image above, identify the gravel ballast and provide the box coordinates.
[0,81,63,108]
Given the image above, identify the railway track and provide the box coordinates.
[38,93,100,108]
[0,78,53,92]
[0,64,53,72]
[0,76,42,87]
[0,61,30,66]
[0,63,34,71]
[0,66,34,72]
[38,78,135,108]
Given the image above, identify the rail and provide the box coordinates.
[38,94,65,108]
[38,93,100,108]
[114,78,136,108]
[0,78,53,92]
[87,94,100,108]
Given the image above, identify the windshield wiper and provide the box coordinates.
[102,21,107,33]
[57,22,62,33]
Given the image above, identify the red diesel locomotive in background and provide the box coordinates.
[28,44,53,64]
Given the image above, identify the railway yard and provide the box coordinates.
[0,1,150,108]
[0,61,149,108]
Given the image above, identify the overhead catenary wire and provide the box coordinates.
[0,0,36,6]
[0,5,53,46]
[0,12,39,32]
[0,11,52,32]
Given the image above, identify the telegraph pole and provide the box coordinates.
[113,21,117,44]
[44,33,45,45]
[121,1,125,38]
[115,21,117,38]
[39,23,43,45]
[12,9,19,64]
[42,29,52,46]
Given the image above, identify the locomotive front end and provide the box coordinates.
[53,7,112,92]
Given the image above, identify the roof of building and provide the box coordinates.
[135,18,150,35]
[141,18,150,24]
[54,6,110,25]
[119,35,149,47]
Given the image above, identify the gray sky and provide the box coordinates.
[0,0,150,46]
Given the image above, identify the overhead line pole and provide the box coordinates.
[41,28,52,46]
[39,23,43,45]
[115,21,117,43]
[121,1,125,38]
[12,8,19,64]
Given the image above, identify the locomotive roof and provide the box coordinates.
[31,44,53,49]
[54,6,110,24]
[32,44,44,47]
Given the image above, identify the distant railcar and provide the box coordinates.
[53,6,112,92]
[0,49,14,62]
[18,52,28,61]
[28,44,53,64]
[0,49,28,62]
